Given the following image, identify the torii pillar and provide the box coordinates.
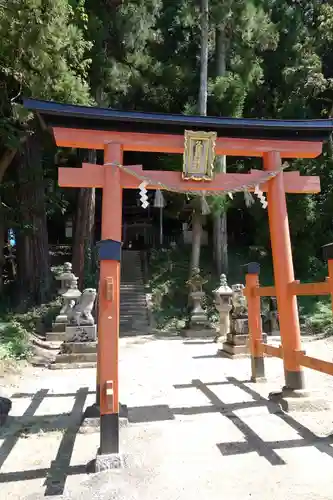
[264,151,303,390]
[96,143,123,467]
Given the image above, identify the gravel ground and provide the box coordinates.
[1,334,333,499]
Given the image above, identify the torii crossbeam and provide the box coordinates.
[24,97,333,471]
[59,163,320,193]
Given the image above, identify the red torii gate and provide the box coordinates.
[24,98,333,468]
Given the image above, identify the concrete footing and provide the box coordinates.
[268,388,331,413]
[93,452,127,472]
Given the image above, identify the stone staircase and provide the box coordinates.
[120,250,150,336]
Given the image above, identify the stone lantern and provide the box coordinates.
[184,267,212,337]
[213,274,233,343]
[55,263,81,324]
[56,262,75,295]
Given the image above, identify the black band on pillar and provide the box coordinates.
[100,413,119,455]
[97,239,122,262]
[242,262,260,275]
[284,370,305,390]
[251,356,265,379]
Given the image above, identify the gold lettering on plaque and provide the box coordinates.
[193,141,203,171]
[183,130,217,181]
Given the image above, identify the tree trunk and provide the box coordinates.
[15,131,51,307]
[190,211,203,273]
[190,0,209,277]
[198,0,209,116]
[72,150,96,289]
[213,25,228,275]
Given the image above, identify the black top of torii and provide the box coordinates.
[24,98,333,142]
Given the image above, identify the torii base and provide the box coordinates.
[269,388,331,413]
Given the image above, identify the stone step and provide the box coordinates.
[120,296,147,301]
[120,318,148,323]
[120,288,145,292]
[49,361,96,370]
[121,286,143,289]
[120,306,146,316]
[62,342,97,354]
[120,283,144,287]
[53,352,97,364]
[120,318,148,322]
[120,324,149,330]
[120,301,147,306]
[120,315,148,320]
[120,296,145,301]
[120,250,148,337]
[32,338,62,351]
[120,306,147,310]
[121,275,142,278]
[120,299,147,304]
[46,332,66,342]
[52,322,68,333]
[120,293,146,305]
[120,324,149,329]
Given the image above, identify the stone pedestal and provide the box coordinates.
[183,325,215,338]
[65,325,97,342]
[49,325,97,369]
[213,274,233,344]
[221,317,249,357]
[220,315,267,358]
[183,291,214,338]
[190,291,209,326]
[215,303,232,343]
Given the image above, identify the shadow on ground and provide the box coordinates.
[1,377,333,497]
[0,388,95,496]
[128,377,333,467]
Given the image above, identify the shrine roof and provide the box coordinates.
[24,98,333,143]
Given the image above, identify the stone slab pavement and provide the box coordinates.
[1,334,333,499]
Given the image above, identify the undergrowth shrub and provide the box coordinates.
[303,301,333,337]
[0,321,31,360]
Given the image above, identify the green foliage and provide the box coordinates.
[147,244,271,331]
[12,299,62,333]
[147,245,222,331]
[0,0,92,103]
[0,0,92,152]
[304,301,333,337]
[148,246,191,331]
[0,321,31,360]
[0,296,61,360]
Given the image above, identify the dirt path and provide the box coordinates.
[1,335,333,499]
